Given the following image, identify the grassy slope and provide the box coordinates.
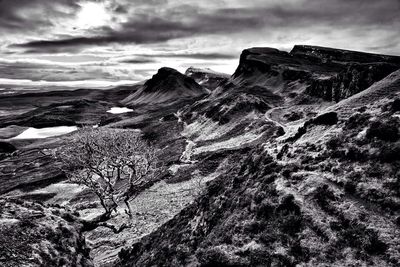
[116,72,400,266]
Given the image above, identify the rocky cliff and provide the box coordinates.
[232,45,400,102]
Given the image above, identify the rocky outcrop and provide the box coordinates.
[232,45,400,102]
[306,62,400,101]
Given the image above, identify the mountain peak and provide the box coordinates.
[122,67,207,106]
[144,67,181,88]
[143,67,202,93]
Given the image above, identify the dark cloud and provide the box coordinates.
[120,58,156,64]
[13,17,194,51]
[118,52,235,65]
[0,0,79,32]
[139,52,236,60]
[11,0,400,53]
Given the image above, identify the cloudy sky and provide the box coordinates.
[0,0,399,88]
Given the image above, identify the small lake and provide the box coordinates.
[12,126,78,139]
[107,107,133,114]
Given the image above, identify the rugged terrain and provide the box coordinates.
[1,45,400,266]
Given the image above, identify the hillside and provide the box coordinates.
[116,46,400,266]
[1,45,400,266]
[0,199,93,267]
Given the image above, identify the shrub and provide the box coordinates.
[345,145,368,161]
[336,220,387,255]
[284,111,303,121]
[344,171,362,193]
[326,136,342,150]
[256,200,274,220]
[275,195,303,235]
[312,184,337,212]
[378,142,400,162]
[345,113,371,129]
[391,98,400,112]
[281,163,300,178]
[366,120,399,142]
[197,247,232,267]
[365,164,384,178]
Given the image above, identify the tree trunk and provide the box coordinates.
[80,211,113,232]
[124,198,133,218]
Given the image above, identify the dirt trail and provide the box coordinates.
[265,107,286,129]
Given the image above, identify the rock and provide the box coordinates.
[312,112,338,125]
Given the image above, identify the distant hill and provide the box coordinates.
[122,67,208,106]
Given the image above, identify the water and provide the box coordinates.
[12,126,78,139]
[106,107,133,114]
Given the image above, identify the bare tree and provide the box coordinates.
[54,128,160,227]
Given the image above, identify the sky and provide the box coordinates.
[0,0,399,88]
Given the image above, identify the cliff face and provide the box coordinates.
[306,62,400,101]
[232,45,400,102]
[291,45,400,65]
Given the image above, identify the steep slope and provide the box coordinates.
[0,199,93,267]
[115,46,400,267]
[122,67,208,106]
[329,69,400,117]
